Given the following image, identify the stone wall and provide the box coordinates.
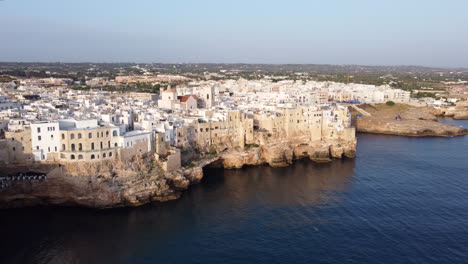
[1,130,34,164]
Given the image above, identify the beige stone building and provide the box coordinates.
[194,111,254,150]
[58,120,120,162]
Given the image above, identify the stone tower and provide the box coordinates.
[203,86,215,108]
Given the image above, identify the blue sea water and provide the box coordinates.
[1,120,467,264]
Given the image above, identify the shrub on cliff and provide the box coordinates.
[386,101,395,106]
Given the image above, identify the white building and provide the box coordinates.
[31,121,60,161]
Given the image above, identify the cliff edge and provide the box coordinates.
[351,104,468,137]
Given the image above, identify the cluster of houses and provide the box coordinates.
[1,77,415,172]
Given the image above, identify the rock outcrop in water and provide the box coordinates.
[351,104,468,137]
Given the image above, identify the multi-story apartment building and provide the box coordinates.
[31,121,60,161]
[58,120,120,162]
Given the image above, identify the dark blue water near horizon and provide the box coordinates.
[1,120,468,264]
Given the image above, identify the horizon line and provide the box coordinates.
[1,61,467,70]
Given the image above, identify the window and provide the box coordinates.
[97,132,99,138]
[62,144,66,151]
[55,147,57,151]
[106,131,109,137]
[100,142,103,149]
[51,135,53,139]
[103,153,106,158]
[79,143,82,151]
[71,155,75,160]
[71,144,76,151]
[91,154,95,160]
[114,143,118,147]
[91,143,95,150]
[78,133,82,139]
[88,133,92,139]
[70,133,75,140]
[38,136,41,141]
[37,127,41,133]
[12,147,15,151]
[113,130,117,137]
[62,134,65,140]
[108,141,110,148]
[78,155,83,160]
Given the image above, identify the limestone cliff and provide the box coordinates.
[221,139,356,169]
[350,104,468,137]
[356,117,468,137]
[431,106,468,120]
[0,139,356,209]
[0,155,208,209]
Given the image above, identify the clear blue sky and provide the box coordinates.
[1,0,467,67]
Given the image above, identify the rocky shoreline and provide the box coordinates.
[351,104,468,137]
[355,116,468,137]
[0,139,356,209]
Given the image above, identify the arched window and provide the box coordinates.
[103,153,106,158]
[78,143,82,151]
[114,143,118,147]
[108,141,110,148]
[71,154,75,160]
[78,155,83,160]
[62,144,66,151]
[91,154,95,160]
[70,133,75,140]
[71,144,75,151]
[100,142,103,149]
[91,143,95,150]
[61,134,65,140]
[112,130,117,137]
[106,131,109,137]
[88,133,92,139]
[78,133,82,139]
[109,152,113,157]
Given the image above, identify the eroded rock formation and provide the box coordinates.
[0,140,356,209]
[221,139,356,168]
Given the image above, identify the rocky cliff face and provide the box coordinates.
[350,104,468,137]
[0,155,208,209]
[431,106,468,120]
[0,140,356,209]
[356,117,468,137]
[221,139,356,169]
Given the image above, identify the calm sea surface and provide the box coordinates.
[1,120,468,264]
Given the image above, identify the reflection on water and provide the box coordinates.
[202,159,355,207]
[0,159,355,264]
